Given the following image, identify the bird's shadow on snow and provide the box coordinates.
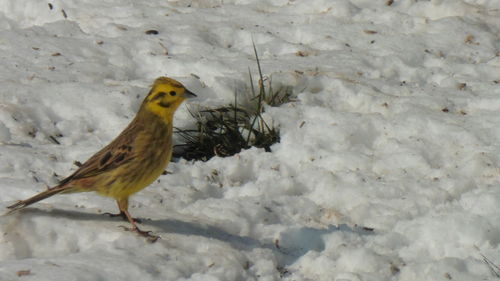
[149,217,375,265]
[10,207,375,265]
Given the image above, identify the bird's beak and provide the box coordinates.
[184,89,197,99]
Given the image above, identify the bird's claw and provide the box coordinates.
[119,225,159,243]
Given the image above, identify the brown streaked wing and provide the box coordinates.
[58,122,142,186]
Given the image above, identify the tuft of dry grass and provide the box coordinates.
[174,43,292,161]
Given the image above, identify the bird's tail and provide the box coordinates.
[7,185,68,213]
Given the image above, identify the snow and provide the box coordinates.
[1,0,500,280]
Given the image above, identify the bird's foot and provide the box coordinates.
[119,225,159,243]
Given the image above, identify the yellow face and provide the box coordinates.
[142,77,196,119]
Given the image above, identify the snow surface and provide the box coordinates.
[1,0,500,280]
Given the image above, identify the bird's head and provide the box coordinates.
[141,77,197,120]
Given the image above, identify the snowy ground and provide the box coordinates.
[1,0,500,280]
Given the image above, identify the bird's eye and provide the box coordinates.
[169,91,177,96]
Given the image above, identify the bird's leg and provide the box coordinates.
[116,198,159,242]
[103,211,128,221]
[103,211,143,223]
[103,199,142,223]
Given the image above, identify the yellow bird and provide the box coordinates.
[7,77,196,241]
